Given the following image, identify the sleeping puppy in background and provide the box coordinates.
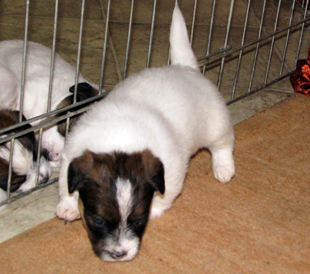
[0,40,100,166]
[0,109,51,204]
[56,4,235,262]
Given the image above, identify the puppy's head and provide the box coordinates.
[68,149,165,262]
[41,82,99,163]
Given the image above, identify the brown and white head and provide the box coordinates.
[67,149,165,261]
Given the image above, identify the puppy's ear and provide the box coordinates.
[68,151,94,194]
[0,158,27,192]
[57,83,99,137]
[69,82,99,102]
[142,150,165,194]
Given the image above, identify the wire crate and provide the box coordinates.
[0,0,309,207]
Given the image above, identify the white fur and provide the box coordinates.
[57,3,235,235]
[116,179,133,222]
[102,230,140,262]
[0,40,98,163]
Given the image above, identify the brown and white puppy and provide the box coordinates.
[56,4,235,262]
[0,40,100,165]
[0,109,51,204]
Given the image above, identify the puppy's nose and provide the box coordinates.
[111,251,127,259]
[50,151,60,161]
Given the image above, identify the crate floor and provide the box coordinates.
[0,94,309,273]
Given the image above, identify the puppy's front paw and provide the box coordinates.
[56,197,81,222]
[213,164,235,184]
[149,207,165,220]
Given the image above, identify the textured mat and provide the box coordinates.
[1,94,309,273]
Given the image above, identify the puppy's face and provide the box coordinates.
[68,149,165,262]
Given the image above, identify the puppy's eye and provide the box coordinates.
[93,216,105,227]
[132,217,145,227]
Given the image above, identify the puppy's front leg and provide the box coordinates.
[56,155,81,221]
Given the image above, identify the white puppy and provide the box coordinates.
[56,4,235,262]
[0,40,99,165]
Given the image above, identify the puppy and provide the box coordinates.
[0,40,99,165]
[0,109,51,204]
[56,4,235,262]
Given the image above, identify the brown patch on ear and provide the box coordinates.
[68,150,116,193]
[57,96,73,110]
[68,151,93,193]
[141,150,165,194]
[56,96,73,137]
[124,150,165,195]
[56,83,99,137]
[69,82,99,100]
[0,109,28,130]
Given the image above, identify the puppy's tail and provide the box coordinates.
[169,3,199,70]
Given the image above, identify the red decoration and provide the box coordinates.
[290,45,310,96]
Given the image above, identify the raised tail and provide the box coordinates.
[169,3,199,70]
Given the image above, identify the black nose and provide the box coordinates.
[111,251,127,259]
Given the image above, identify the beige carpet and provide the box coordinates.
[0,94,309,273]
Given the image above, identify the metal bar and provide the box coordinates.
[146,0,157,68]
[217,0,235,88]
[18,0,30,123]
[0,92,109,145]
[1,16,309,140]
[6,139,15,199]
[198,46,232,62]
[47,0,59,112]
[0,91,109,138]
[264,0,282,85]
[202,0,216,75]
[0,178,58,207]
[231,0,251,100]
[99,0,122,82]
[247,0,267,93]
[99,0,111,93]
[227,71,294,106]
[123,0,135,79]
[198,15,310,65]
[294,0,309,68]
[190,0,198,45]
[279,0,296,76]
[34,128,43,186]
[73,0,86,103]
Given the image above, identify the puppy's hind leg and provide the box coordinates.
[209,130,235,184]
